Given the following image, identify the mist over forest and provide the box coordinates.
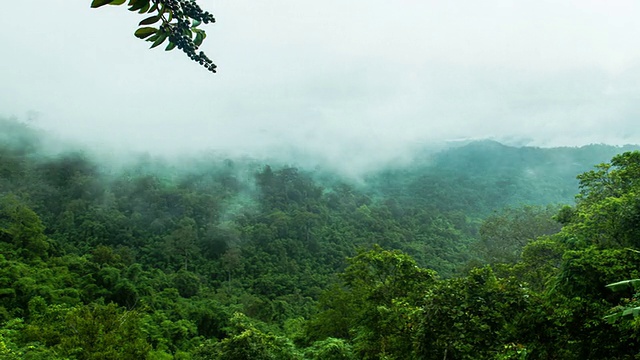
[3,116,640,358]
[3,0,640,358]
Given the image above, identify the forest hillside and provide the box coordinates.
[2,118,640,359]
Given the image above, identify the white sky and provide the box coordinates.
[1,1,640,172]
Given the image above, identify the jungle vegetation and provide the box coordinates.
[1,118,640,359]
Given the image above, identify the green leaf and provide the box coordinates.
[134,27,157,39]
[138,2,150,13]
[623,308,635,317]
[620,307,640,318]
[604,312,621,324]
[91,0,113,8]
[606,279,640,292]
[109,0,127,4]
[165,42,177,51]
[191,20,202,28]
[0,288,15,296]
[150,33,168,49]
[146,34,160,42]
[194,32,205,47]
[128,0,149,12]
[139,16,160,26]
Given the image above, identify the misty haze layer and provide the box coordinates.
[1,1,640,171]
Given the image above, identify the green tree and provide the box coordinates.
[477,205,562,264]
[306,246,436,359]
[416,267,530,360]
[509,236,566,291]
[163,217,199,271]
[569,151,640,248]
[194,312,300,360]
[19,301,151,359]
[0,195,49,260]
[304,337,356,360]
[60,303,151,359]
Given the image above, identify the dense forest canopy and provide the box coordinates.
[2,117,640,359]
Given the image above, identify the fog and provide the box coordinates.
[2,1,640,175]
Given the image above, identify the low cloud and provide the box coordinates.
[1,1,639,176]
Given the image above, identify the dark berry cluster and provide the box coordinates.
[155,0,216,72]
[169,31,216,71]
[180,0,215,23]
[157,0,215,23]
[158,0,180,11]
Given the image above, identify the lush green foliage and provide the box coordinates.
[2,118,640,358]
[476,205,562,264]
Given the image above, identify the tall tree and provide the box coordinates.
[477,205,562,264]
[306,246,436,359]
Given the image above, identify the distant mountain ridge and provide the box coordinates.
[364,140,640,217]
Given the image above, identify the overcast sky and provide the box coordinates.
[2,1,640,172]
